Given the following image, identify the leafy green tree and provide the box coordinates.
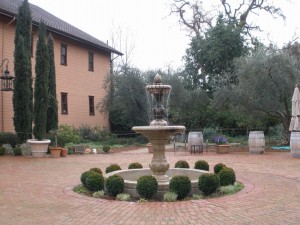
[214,46,300,142]
[13,0,33,142]
[33,22,49,140]
[182,16,247,95]
[46,33,58,132]
[101,65,148,132]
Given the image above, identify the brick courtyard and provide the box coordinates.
[0,146,299,225]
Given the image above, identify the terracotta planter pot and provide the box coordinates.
[216,144,230,154]
[60,148,68,157]
[49,147,62,158]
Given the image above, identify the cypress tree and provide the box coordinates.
[13,0,33,142]
[46,33,58,132]
[33,21,49,140]
[13,37,32,142]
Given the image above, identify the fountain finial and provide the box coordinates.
[153,74,162,84]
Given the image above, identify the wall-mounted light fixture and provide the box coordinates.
[0,59,14,91]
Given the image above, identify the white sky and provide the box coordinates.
[28,0,300,71]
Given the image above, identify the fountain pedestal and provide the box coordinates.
[149,138,170,182]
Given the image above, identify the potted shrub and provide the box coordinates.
[48,130,67,157]
[27,22,51,157]
[213,136,230,154]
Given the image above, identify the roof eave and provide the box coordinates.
[0,9,123,56]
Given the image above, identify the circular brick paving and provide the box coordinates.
[0,149,299,224]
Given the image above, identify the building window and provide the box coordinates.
[89,96,95,115]
[61,44,67,65]
[61,93,68,114]
[88,52,94,71]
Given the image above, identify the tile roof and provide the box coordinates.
[0,0,122,55]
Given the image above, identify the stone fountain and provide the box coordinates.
[107,74,206,197]
[132,74,185,182]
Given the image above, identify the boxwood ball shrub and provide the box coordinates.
[102,145,110,153]
[136,175,158,199]
[89,167,103,175]
[0,146,5,156]
[105,175,124,197]
[194,160,209,171]
[128,162,143,169]
[218,167,236,186]
[80,170,96,187]
[198,173,220,195]
[105,164,122,174]
[86,172,105,192]
[174,160,190,168]
[214,163,226,174]
[169,175,191,200]
[13,146,22,156]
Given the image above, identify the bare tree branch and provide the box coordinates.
[170,0,285,40]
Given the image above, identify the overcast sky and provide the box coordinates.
[29,0,300,71]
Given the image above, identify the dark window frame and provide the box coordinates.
[61,44,67,65]
[88,51,94,71]
[61,92,68,114]
[89,96,95,115]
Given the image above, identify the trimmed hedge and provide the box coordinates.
[89,167,103,175]
[105,164,121,173]
[80,170,96,187]
[0,146,5,155]
[0,132,18,147]
[218,168,236,186]
[136,175,158,199]
[128,162,143,169]
[198,173,220,195]
[86,172,105,192]
[102,145,110,153]
[194,160,209,171]
[105,175,124,197]
[169,175,191,200]
[174,160,190,168]
[214,163,226,174]
[13,146,22,156]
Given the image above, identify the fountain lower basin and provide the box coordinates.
[132,125,185,182]
[106,168,207,198]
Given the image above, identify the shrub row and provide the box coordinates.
[0,145,24,156]
[105,163,144,174]
[80,168,124,196]
[174,160,209,171]
[80,161,237,200]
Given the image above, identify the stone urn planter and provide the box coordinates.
[216,144,230,154]
[27,139,51,157]
[49,147,62,158]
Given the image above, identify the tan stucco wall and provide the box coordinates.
[0,15,110,133]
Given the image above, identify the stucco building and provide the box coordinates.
[0,0,122,133]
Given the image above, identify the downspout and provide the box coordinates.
[1,17,16,131]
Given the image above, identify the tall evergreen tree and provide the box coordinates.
[13,37,32,142]
[46,33,58,132]
[13,0,33,142]
[33,22,49,140]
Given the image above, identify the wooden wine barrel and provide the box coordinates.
[290,132,300,158]
[248,131,265,154]
[188,132,203,150]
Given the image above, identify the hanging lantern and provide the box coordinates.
[0,59,14,91]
